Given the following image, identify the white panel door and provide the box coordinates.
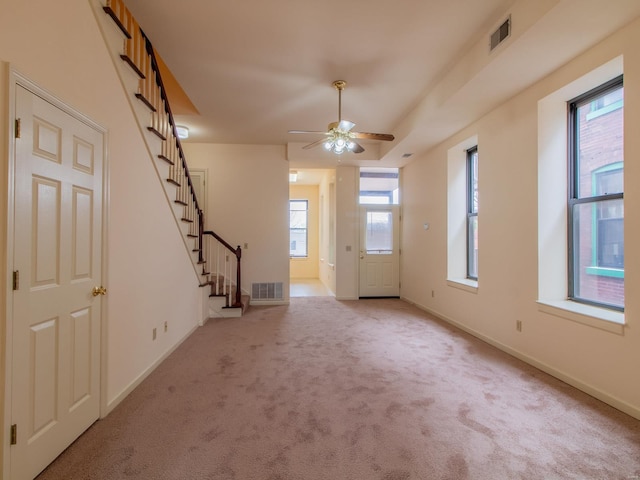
[11,86,104,479]
[359,205,400,297]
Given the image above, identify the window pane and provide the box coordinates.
[595,168,623,196]
[359,195,390,205]
[365,211,392,254]
[360,168,399,205]
[289,200,308,257]
[575,87,624,199]
[467,147,478,280]
[469,149,478,213]
[290,210,307,229]
[290,229,307,257]
[467,216,478,279]
[290,200,307,211]
[571,200,624,309]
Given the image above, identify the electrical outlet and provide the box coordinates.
[516,320,522,332]
[244,243,248,250]
[164,321,168,333]
[152,328,157,340]
[431,290,435,298]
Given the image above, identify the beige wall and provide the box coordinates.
[182,143,290,301]
[401,18,640,418]
[290,184,319,279]
[318,170,337,294]
[0,9,636,480]
[335,166,359,300]
[0,0,204,471]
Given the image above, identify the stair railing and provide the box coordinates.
[202,227,243,308]
[103,0,242,308]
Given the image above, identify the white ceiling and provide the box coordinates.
[124,0,640,168]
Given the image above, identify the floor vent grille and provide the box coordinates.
[251,282,284,300]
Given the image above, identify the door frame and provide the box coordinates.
[189,168,208,224]
[2,69,109,479]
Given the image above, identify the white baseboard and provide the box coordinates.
[402,296,640,421]
[104,322,199,416]
[249,300,289,306]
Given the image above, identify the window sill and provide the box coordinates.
[537,300,625,335]
[447,278,478,294]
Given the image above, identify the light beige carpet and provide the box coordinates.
[38,297,640,479]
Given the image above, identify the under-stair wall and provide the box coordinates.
[94,0,247,316]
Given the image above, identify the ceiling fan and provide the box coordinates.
[288,80,395,154]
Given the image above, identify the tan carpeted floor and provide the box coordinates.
[38,297,640,479]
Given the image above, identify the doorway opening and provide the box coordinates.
[289,169,335,297]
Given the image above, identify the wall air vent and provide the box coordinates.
[251,282,284,300]
[490,16,511,52]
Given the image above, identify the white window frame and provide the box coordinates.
[447,135,479,293]
[537,56,625,334]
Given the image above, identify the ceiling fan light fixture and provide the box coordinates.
[323,128,354,154]
[289,80,394,155]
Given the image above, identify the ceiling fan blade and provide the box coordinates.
[288,130,329,135]
[352,132,395,141]
[350,141,365,154]
[338,120,355,132]
[302,138,328,150]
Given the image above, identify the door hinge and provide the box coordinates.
[10,424,17,445]
[15,118,21,139]
[12,270,19,291]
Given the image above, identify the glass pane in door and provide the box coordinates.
[366,211,393,254]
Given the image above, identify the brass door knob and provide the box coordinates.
[92,286,107,297]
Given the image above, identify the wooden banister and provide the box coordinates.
[203,231,242,308]
[103,0,243,310]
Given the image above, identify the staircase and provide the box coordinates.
[98,0,249,317]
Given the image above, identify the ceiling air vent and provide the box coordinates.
[490,16,511,52]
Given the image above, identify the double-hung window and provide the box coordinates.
[568,76,624,311]
[289,200,309,257]
[467,147,479,280]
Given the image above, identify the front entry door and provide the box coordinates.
[10,85,104,479]
[359,205,400,297]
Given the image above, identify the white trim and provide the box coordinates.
[402,296,640,421]
[3,67,109,479]
[105,323,199,414]
[447,278,479,293]
[249,300,290,306]
[99,130,110,420]
[2,61,17,480]
[537,300,625,335]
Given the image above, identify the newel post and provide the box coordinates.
[234,246,242,307]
